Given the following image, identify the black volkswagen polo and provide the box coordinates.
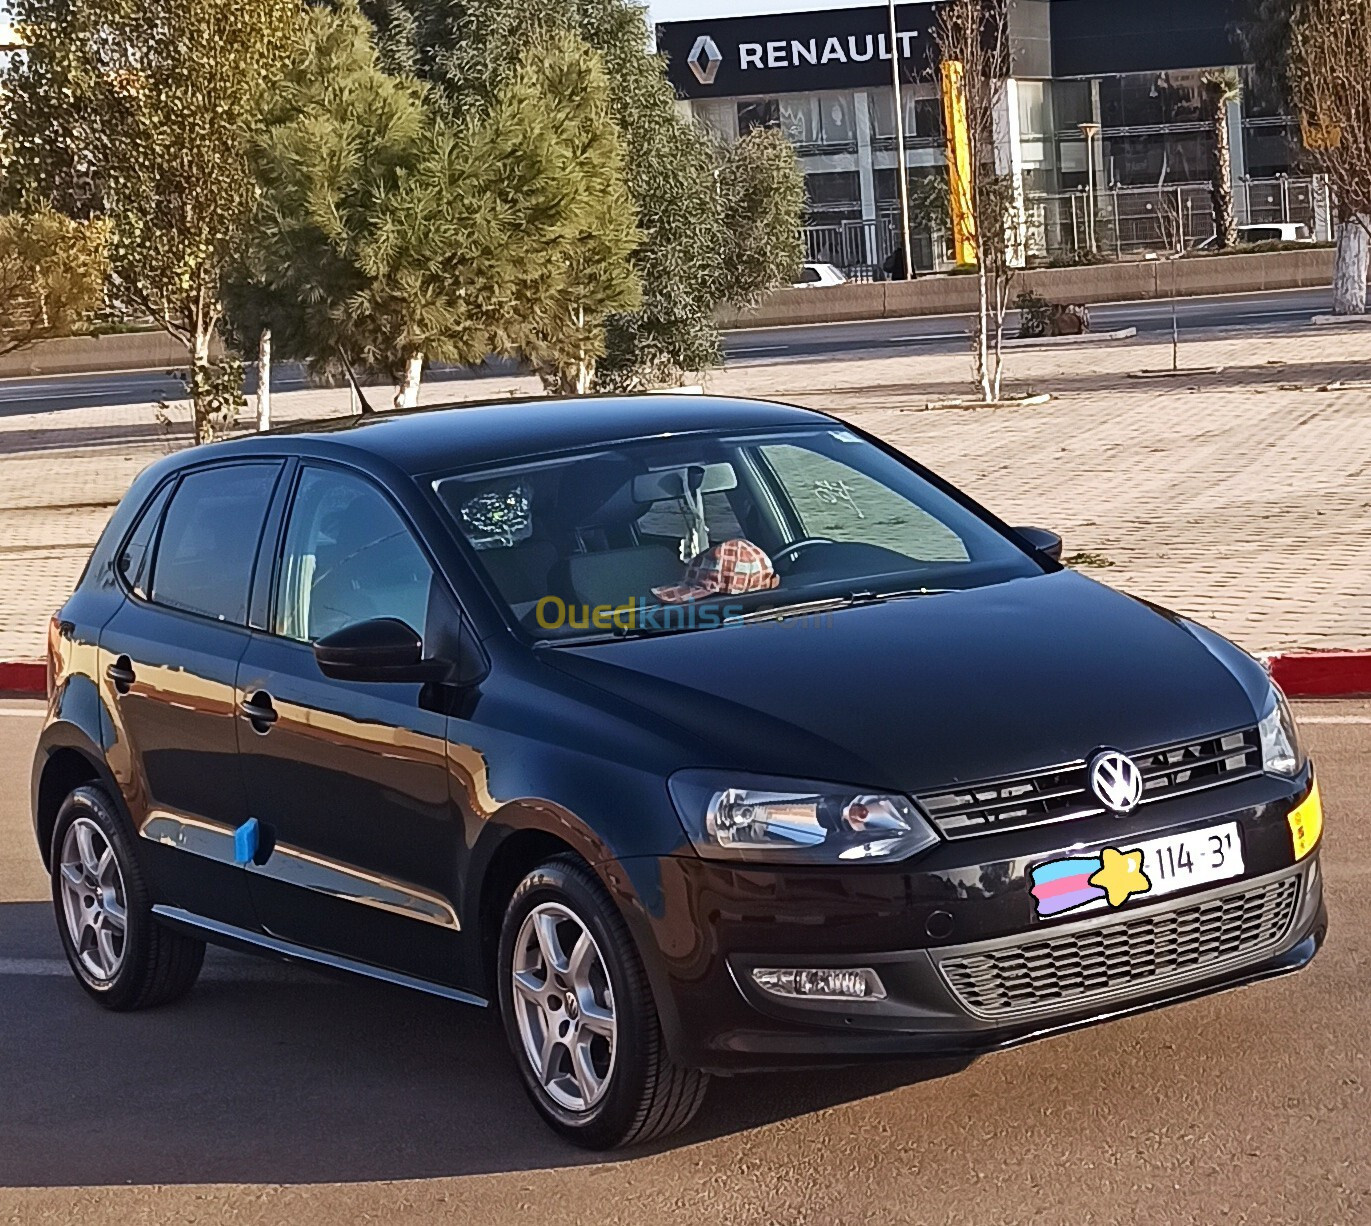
[33,395,1325,1149]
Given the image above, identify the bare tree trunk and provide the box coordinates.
[395,352,424,410]
[256,328,272,432]
[975,262,992,402]
[191,326,214,446]
[1332,219,1369,315]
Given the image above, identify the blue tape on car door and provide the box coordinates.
[233,818,260,867]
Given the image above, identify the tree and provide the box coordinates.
[1291,0,1371,314]
[224,5,639,405]
[1203,70,1243,249]
[0,209,108,357]
[716,127,806,310]
[935,0,1016,403]
[358,0,804,390]
[1,0,302,442]
[1247,0,1370,314]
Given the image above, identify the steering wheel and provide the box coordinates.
[773,537,836,568]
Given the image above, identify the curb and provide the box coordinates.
[4,652,1371,699]
[1265,652,1371,699]
[1003,327,1138,350]
[0,661,45,695]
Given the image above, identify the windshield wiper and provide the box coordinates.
[735,587,950,627]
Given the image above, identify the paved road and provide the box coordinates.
[725,286,1336,362]
[0,698,1367,1223]
[0,287,1335,418]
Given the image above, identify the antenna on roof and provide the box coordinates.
[338,352,376,416]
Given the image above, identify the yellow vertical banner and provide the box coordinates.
[941,59,977,266]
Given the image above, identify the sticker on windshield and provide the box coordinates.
[813,478,865,519]
[830,430,862,444]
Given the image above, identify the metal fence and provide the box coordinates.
[1027,176,1333,260]
[803,176,1333,276]
[802,215,941,280]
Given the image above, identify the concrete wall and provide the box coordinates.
[0,248,1336,377]
[0,331,225,380]
[722,247,1337,329]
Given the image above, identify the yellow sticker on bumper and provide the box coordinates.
[1288,779,1323,861]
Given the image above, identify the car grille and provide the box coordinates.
[937,873,1301,1021]
[917,727,1262,840]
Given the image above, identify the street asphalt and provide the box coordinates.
[0,286,1336,419]
[0,697,1367,1223]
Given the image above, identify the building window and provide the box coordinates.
[737,98,781,134]
[804,170,862,220]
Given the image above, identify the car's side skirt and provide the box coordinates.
[150,905,488,1008]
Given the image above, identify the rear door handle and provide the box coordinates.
[239,691,279,733]
[105,657,136,694]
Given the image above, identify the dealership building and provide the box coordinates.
[650,0,1323,271]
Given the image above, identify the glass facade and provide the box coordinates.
[689,66,1309,272]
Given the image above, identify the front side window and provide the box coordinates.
[150,464,280,625]
[275,467,434,644]
[434,427,1044,642]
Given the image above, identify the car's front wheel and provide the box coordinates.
[50,784,205,1011]
[497,855,708,1149]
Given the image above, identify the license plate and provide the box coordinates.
[1030,822,1245,920]
[1137,822,1245,899]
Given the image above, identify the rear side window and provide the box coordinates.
[150,464,280,625]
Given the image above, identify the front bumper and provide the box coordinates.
[618,772,1326,1073]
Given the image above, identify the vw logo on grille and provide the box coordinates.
[1089,750,1144,815]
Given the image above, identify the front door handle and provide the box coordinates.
[239,691,279,734]
[105,657,136,694]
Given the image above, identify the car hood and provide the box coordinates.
[544,571,1264,794]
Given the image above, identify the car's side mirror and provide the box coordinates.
[313,618,451,684]
[1014,526,1064,562]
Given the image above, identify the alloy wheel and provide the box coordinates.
[58,816,128,982]
[511,902,619,1112]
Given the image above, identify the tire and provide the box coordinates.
[496,855,708,1149]
[49,784,205,1011]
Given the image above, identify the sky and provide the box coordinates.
[648,0,889,23]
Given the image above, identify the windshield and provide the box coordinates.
[433,426,1045,642]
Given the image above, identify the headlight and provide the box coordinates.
[1258,683,1305,777]
[668,771,940,864]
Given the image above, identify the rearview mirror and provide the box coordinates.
[313,618,450,684]
[1014,526,1064,562]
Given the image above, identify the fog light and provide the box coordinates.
[751,967,886,1001]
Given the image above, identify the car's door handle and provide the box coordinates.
[105,657,136,694]
[239,692,279,733]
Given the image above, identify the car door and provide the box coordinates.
[100,460,286,932]
[236,463,466,983]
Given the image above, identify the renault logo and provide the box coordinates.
[1089,750,1144,815]
[688,35,723,86]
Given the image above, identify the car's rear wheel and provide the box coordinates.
[50,785,205,1010]
[497,855,708,1149]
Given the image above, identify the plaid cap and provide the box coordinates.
[653,539,780,605]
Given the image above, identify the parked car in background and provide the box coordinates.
[793,262,848,289]
[34,395,1325,1151]
[1197,223,1314,249]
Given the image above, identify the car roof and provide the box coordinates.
[197,394,834,476]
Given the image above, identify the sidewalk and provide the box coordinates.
[0,324,1368,662]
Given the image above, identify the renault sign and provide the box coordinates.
[658,5,942,97]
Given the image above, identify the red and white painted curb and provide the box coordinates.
[0,661,44,695]
[3,652,1370,698]
[1263,652,1371,700]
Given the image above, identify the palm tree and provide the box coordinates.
[1204,70,1244,249]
